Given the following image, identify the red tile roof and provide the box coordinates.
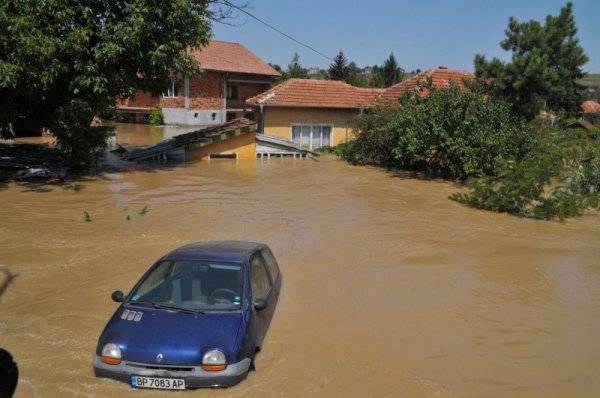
[189,40,281,77]
[581,100,600,113]
[377,67,476,104]
[246,79,384,109]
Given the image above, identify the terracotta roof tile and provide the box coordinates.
[189,40,281,76]
[377,67,476,104]
[581,100,600,113]
[246,79,384,109]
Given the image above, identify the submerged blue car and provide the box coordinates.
[93,241,281,389]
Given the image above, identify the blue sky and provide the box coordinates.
[211,0,600,73]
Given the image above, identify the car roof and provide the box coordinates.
[160,240,267,263]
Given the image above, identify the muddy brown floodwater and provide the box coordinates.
[1,123,600,398]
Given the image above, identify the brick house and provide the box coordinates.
[118,40,281,126]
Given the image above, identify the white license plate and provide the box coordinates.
[131,375,185,390]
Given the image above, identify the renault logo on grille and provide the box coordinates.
[156,353,163,363]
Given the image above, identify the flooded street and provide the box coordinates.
[1,124,600,397]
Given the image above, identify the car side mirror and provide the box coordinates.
[253,298,268,312]
[111,290,124,303]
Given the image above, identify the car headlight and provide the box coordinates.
[100,343,122,365]
[202,349,227,371]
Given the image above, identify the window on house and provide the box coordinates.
[163,80,179,98]
[291,125,332,149]
[226,112,237,122]
[226,86,238,100]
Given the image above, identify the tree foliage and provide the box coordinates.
[285,52,308,79]
[345,81,535,181]
[381,53,404,87]
[0,0,223,167]
[474,2,589,120]
[451,128,600,220]
[328,51,350,83]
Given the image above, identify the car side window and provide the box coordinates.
[261,249,280,282]
[250,255,271,300]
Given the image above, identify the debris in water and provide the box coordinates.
[83,211,91,222]
[139,205,149,216]
[14,167,67,181]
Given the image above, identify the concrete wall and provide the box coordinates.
[261,107,360,146]
[163,108,226,126]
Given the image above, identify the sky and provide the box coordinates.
[211,0,600,73]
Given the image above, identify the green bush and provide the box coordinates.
[345,82,535,181]
[451,129,600,220]
[149,105,164,126]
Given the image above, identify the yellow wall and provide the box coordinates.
[261,107,360,146]
[187,132,256,160]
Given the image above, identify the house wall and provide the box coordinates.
[120,72,272,126]
[186,132,256,160]
[227,81,271,110]
[188,72,223,109]
[260,107,360,145]
[119,92,159,108]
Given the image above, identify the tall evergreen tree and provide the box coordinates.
[328,51,350,83]
[474,2,588,120]
[382,53,404,87]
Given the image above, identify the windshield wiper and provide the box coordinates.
[152,302,204,314]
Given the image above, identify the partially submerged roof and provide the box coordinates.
[256,134,319,157]
[189,40,281,77]
[377,67,475,104]
[246,79,384,109]
[581,100,600,114]
[125,118,257,161]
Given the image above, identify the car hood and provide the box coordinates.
[99,306,245,366]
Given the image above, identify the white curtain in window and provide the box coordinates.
[322,126,331,146]
[311,126,322,148]
[292,126,301,145]
[301,126,311,147]
[292,125,333,149]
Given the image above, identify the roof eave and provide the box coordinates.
[246,103,370,110]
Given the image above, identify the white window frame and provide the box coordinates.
[163,80,179,98]
[290,124,334,150]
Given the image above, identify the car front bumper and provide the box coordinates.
[93,355,251,388]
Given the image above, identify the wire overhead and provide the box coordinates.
[221,0,333,61]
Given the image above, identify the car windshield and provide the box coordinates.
[127,260,244,312]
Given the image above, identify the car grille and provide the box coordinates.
[126,363,195,372]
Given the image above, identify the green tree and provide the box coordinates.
[345,81,535,181]
[451,128,600,220]
[0,0,228,167]
[285,52,308,79]
[328,51,350,83]
[474,2,589,120]
[368,65,386,88]
[381,53,404,87]
[348,62,367,87]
